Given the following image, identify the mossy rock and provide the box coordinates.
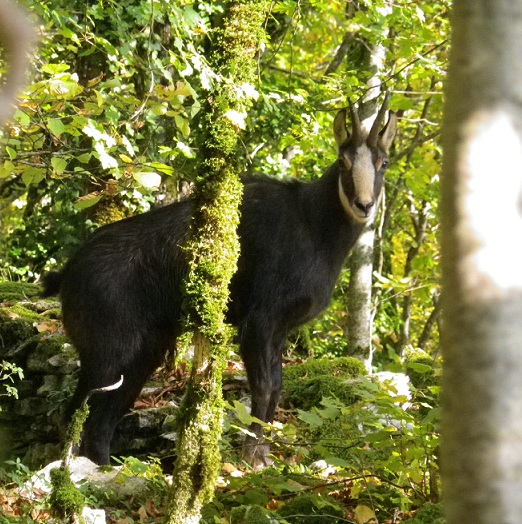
[282,357,364,410]
[26,335,75,374]
[405,353,439,389]
[283,357,364,383]
[403,502,445,524]
[0,308,36,356]
[277,493,344,523]
[1,303,41,322]
[90,196,131,226]
[284,375,360,411]
[0,281,41,303]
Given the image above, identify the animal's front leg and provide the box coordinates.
[239,322,286,469]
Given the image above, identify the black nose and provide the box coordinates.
[354,198,374,215]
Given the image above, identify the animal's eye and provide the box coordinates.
[381,159,389,170]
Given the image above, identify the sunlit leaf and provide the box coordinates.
[133,172,162,189]
[224,110,246,129]
[47,118,66,136]
[0,160,15,178]
[149,162,174,176]
[74,193,102,210]
[354,504,377,524]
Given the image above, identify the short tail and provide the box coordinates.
[40,271,64,298]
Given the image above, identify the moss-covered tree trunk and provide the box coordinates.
[166,2,268,523]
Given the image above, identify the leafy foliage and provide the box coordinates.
[0,361,24,407]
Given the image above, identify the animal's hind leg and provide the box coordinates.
[70,339,165,465]
[79,364,155,465]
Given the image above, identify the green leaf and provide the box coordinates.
[297,409,323,427]
[13,110,30,126]
[76,153,92,164]
[41,63,70,75]
[151,103,168,116]
[22,167,45,187]
[95,90,105,108]
[0,160,15,178]
[325,456,351,468]
[183,6,200,26]
[149,162,174,176]
[119,154,134,164]
[47,118,66,136]
[230,400,267,427]
[51,157,67,174]
[5,146,17,160]
[231,401,253,426]
[58,26,78,42]
[174,114,190,137]
[173,81,193,97]
[422,407,442,425]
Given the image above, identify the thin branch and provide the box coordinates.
[417,293,442,351]
[323,32,355,77]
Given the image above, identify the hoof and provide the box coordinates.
[241,437,273,470]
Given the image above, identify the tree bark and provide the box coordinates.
[346,224,375,370]
[397,199,429,354]
[441,1,522,522]
[166,2,268,523]
[417,292,441,352]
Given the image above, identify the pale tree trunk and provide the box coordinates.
[346,225,375,371]
[441,1,522,522]
[0,1,35,125]
[346,4,391,371]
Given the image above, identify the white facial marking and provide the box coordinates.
[352,143,376,208]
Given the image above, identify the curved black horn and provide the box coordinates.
[348,99,363,147]
[367,91,391,148]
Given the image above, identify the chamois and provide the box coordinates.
[41,96,397,466]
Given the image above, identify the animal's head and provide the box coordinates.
[333,94,397,224]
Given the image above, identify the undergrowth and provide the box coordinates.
[0,358,441,523]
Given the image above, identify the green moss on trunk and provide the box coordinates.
[49,466,85,521]
[167,2,268,523]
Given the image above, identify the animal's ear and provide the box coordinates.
[379,111,397,152]
[333,108,349,149]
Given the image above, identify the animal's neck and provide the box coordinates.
[300,161,366,255]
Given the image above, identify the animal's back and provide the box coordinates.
[53,200,193,361]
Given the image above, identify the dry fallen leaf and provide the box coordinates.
[36,321,58,333]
